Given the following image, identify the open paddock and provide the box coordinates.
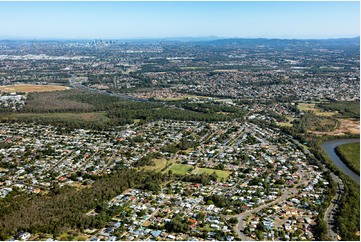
[0,84,69,93]
[310,118,360,136]
[298,103,337,117]
[142,158,172,172]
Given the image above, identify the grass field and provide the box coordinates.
[277,122,293,127]
[298,103,317,111]
[0,84,69,93]
[164,164,193,175]
[335,142,360,174]
[156,94,207,101]
[56,231,89,241]
[213,69,239,72]
[179,148,194,155]
[192,167,231,180]
[142,158,171,171]
[310,118,359,136]
[142,220,152,227]
[317,101,360,119]
[286,116,295,122]
[27,233,52,241]
[298,103,337,117]
[277,116,295,127]
[181,67,204,70]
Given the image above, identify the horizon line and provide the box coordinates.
[0,35,360,41]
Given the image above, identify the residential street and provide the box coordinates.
[224,165,312,240]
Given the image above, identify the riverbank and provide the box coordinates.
[321,139,359,184]
[281,127,359,240]
[335,142,360,175]
[318,138,360,241]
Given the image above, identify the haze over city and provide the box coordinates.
[0,1,359,40]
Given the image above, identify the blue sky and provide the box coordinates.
[0,1,359,39]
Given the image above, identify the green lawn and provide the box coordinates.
[164,164,193,175]
[298,103,316,111]
[277,122,293,127]
[277,116,295,127]
[335,142,360,174]
[193,167,231,179]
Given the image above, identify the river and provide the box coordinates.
[322,139,360,184]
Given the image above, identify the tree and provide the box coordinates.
[228,217,238,224]
[164,215,189,233]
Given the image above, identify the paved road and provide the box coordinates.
[291,138,344,241]
[274,216,292,228]
[225,166,311,241]
[324,173,344,241]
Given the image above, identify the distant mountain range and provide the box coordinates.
[0,35,359,45]
[206,36,360,47]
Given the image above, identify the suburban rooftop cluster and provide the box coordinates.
[1,120,327,240]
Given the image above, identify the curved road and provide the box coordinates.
[72,81,345,240]
[323,173,344,241]
[292,138,344,241]
[225,137,345,241]
[225,166,311,241]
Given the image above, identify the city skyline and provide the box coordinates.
[0,1,359,40]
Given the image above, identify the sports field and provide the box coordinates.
[164,164,193,175]
[192,167,231,179]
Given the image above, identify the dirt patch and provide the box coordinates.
[143,220,152,227]
[0,84,69,93]
[310,118,360,136]
[213,69,239,72]
[79,113,104,121]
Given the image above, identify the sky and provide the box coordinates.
[0,1,359,40]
